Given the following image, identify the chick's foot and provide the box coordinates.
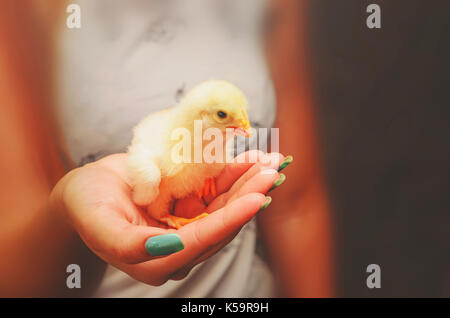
[197,177,217,200]
[161,213,209,229]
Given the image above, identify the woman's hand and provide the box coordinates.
[50,150,285,286]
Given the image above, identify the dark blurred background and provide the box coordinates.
[307,0,450,297]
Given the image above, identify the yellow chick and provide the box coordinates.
[127,80,252,229]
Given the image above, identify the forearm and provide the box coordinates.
[0,33,78,296]
[261,67,335,298]
[0,195,78,297]
[258,181,334,297]
[0,2,104,297]
[0,178,106,297]
[258,99,335,296]
[262,0,334,297]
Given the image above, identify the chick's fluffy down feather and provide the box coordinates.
[127,80,251,223]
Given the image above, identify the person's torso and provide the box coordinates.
[57,0,276,297]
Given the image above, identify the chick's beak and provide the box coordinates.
[233,117,252,138]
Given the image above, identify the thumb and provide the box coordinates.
[175,193,270,261]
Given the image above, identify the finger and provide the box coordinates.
[225,152,284,195]
[78,210,182,265]
[204,152,283,212]
[205,168,279,213]
[125,192,269,282]
[173,151,275,217]
[170,168,280,274]
[165,193,268,271]
[227,169,279,203]
[203,150,266,203]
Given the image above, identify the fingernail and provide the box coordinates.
[145,233,184,256]
[268,173,286,192]
[278,155,293,172]
[257,196,272,214]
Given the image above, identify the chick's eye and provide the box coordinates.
[217,111,227,119]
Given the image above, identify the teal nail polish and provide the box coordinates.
[278,155,293,172]
[268,173,286,192]
[257,196,272,214]
[145,234,184,256]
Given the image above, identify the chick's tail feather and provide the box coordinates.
[128,150,161,206]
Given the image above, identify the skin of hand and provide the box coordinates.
[50,150,285,286]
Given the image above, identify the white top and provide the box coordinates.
[57,0,277,297]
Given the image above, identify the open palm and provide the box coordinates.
[53,150,284,285]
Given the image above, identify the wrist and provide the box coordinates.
[48,169,79,234]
